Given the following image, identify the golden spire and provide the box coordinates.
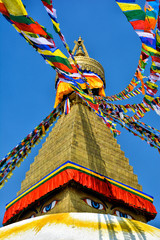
[72,36,89,57]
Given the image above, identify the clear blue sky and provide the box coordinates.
[0,0,160,228]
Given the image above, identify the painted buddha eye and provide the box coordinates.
[114,210,133,219]
[83,198,105,210]
[42,200,58,213]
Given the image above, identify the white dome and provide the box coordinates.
[0,213,160,240]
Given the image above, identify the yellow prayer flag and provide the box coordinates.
[156,31,160,43]
[130,107,135,113]
[147,82,158,89]
[51,19,60,32]
[117,2,141,12]
[143,44,160,55]
[2,0,27,16]
[38,49,68,59]
[120,105,127,113]
[141,104,149,111]
[152,68,160,73]
[152,62,156,67]
[145,95,154,101]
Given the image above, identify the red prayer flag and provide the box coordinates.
[12,21,47,36]
[0,2,9,16]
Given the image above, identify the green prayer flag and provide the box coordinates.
[9,15,34,24]
[124,10,145,21]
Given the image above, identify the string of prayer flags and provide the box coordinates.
[0,0,76,75]
[40,0,84,76]
[104,43,152,102]
[105,0,160,121]
[116,0,158,47]
[106,0,159,102]
[129,73,160,121]
[0,105,61,189]
[97,88,159,122]
[96,95,160,149]
[136,119,160,134]
[100,106,160,152]
[133,57,160,120]
[41,0,60,33]
[103,54,147,102]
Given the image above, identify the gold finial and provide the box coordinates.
[72,36,89,57]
